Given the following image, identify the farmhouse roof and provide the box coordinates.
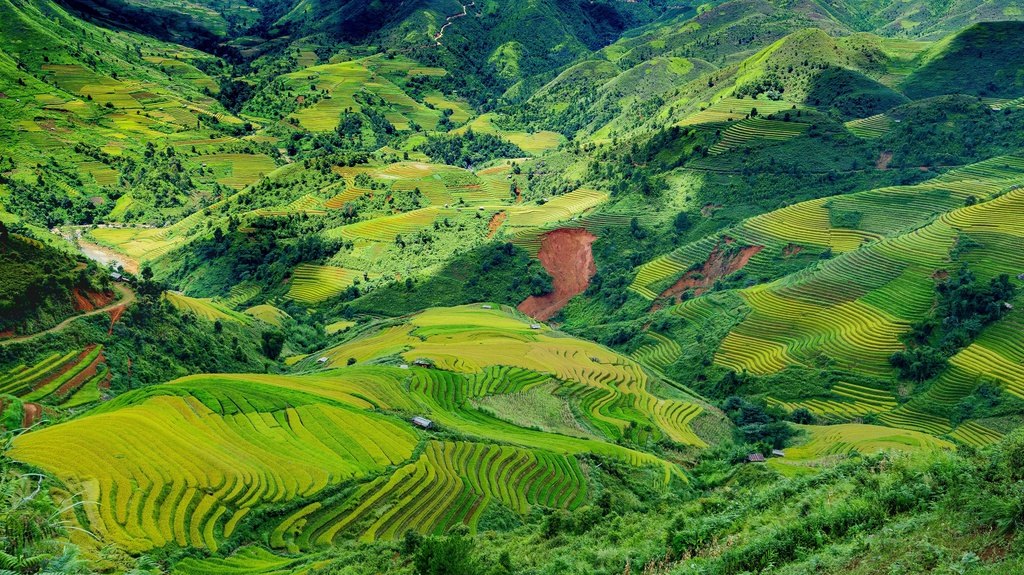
[482,305,492,309]
[772,450,786,458]
[747,453,765,463]
[530,324,541,329]
[317,357,329,363]
[412,417,433,428]
[109,273,122,281]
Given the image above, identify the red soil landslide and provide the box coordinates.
[22,403,41,428]
[73,288,115,312]
[518,228,597,321]
[487,211,507,239]
[658,243,764,304]
[877,151,893,170]
[108,305,126,336]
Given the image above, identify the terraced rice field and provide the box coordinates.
[165,292,252,324]
[925,312,1024,406]
[198,154,276,189]
[783,424,954,461]
[286,264,368,304]
[629,157,1024,382]
[171,369,422,413]
[326,206,453,242]
[173,546,296,575]
[0,346,106,404]
[707,118,808,155]
[242,305,291,327]
[877,405,952,436]
[282,61,442,131]
[845,114,891,138]
[12,379,418,553]
[767,382,897,421]
[78,161,119,185]
[948,421,1003,447]
[88,226,187,262]
[214,285,260,308]
[452,114,563,155]
[631,332,683,373]
[251,194,326,217]
[325,320,356,334]
[273,440,587,549]
[321,306,707,449]
[22,346,104,403]
[676,97,801,127]
[631,156,1024,300]
[503,189,608,228]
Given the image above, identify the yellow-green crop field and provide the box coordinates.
[281,60,446,132]
[676,97,803,127]
[165,292,252,324]
[196,154,276,189]
[626,157,1024,443]
[242,304,291,326]
[286,264,369,303]
[707,118,808,155]
[12,378,418,553]
[87,226,188,262]
[214,284,260,308]
[172,546,297,575]
[453,114,564,155]
[271,440,587,550]
[9,324,690,556]
[501,189,608,228]
[845,114,892,138]
[319,305,709,449]
[785,424,954,460]
[0,345,106,407]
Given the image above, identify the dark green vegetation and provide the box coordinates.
[3,0,1024,573]
[0,224,111,334]
[902,21,1024,99]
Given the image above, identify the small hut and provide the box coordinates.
[747,453,765,463]
[412,417,434,429]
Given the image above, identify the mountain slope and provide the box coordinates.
[901,21,1024,99]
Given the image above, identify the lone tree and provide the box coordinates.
[261,330,285,360]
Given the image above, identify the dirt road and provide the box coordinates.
[0,284,135,345]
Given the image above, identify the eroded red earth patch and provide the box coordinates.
[657,242,764,305]
[518,228,597,321]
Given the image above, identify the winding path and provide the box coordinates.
[0,284,136,346]
[404,2,475,51]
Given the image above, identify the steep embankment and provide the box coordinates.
[518,228,596,321]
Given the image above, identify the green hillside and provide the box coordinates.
[901,21,1024,99]
[5,0,1024,574]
